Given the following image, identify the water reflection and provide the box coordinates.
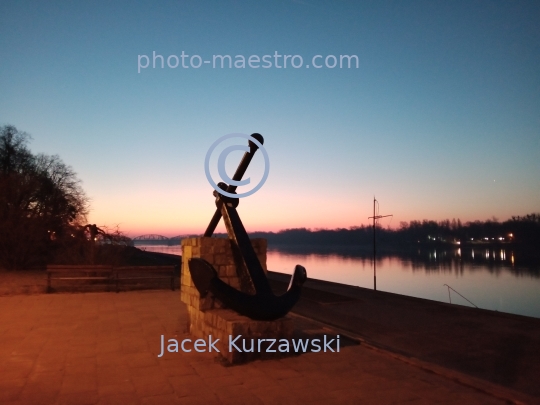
[266,245,540,319]
[268,245,539,277]
[135,243,540,319]
[133,243,536,274]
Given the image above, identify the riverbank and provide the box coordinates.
[2,255,539,402]
[268,270,540,400]
[2,290,522,405]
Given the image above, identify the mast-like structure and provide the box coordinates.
[368,197,392,291]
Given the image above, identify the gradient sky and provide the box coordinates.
[1,0,539,237]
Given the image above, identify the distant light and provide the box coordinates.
[509,233,513,237]
[498,237,504,241]
[471,238,474,240]
[457,241,461,245]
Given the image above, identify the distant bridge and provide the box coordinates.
[131,234,198,246]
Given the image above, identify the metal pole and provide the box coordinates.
[373,197,376,291]
[367,197,392,292]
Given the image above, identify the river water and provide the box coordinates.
[135,243,540,319]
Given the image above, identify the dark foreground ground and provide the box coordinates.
[268,271,540,400]
[1,251,539,404]
[1,289,535,405]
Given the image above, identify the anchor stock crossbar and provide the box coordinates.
[203,133,264,238]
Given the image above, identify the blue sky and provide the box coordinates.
[1,0,539,236]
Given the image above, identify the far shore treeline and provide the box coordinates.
[239,215,540,250]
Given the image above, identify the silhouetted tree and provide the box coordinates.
[51,224,133,266]
[0,125,89,269]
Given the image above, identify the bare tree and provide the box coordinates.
[0,125,89,269]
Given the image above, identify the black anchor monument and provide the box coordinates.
[188,134,307,321]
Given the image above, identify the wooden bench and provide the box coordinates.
[47,265,114,293]
[115,266,175,293]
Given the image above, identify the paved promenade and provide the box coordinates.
[0,290,533,405]
[268,271,540,401]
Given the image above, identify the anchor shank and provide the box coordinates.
[203,134,263,237]
[189,133,307,320]
[220,201,272,295]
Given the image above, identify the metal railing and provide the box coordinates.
[443,284,478,308]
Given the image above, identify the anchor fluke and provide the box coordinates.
[189,258,306,321]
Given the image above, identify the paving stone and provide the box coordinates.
[95,353,126,367]
[174,393,222,405]
[128,365,165,378]
[121,337,149,353]
[57,391,99,405]
[201,374,243,389]
[96,365,131,385]
[65,360,97,375]
[252,363,302,380]
[131,374,174,398]
[217,391,264,405]
[65,347,96,360]
[123,352,158,368]
[60,373,98,395]
[97,377,135,394]
[191,362,233,378]
[0,378,25,402]
[249,386,303,405]
[1,364,35,381]
[237,376,278,390]
[96,339,122,353]
[275,375,323,390]
[167,374,208,398]
[0,291,526,405]
[140,393,182,405]
[160,364,197,377]
[17,372,62,404]
[97,393,142,405]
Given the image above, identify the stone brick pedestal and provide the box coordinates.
[180,237,293,364]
